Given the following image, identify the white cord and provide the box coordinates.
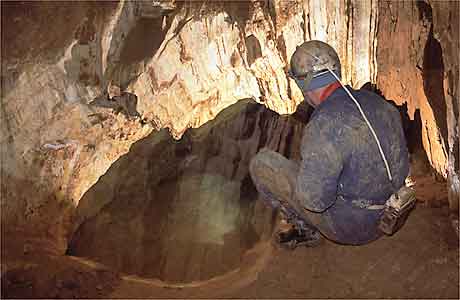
[327,69,393,182]
[301,51,393,182]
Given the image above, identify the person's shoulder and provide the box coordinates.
[314,88,356,120]
[356,87,386,104]
[314,90,348,115]
[307,96,348,133]
[356,88,400,113]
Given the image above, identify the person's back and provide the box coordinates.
[249,40,411,248]
[295,86,409,244]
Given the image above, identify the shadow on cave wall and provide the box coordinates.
[422,26,448,149]
[217,0,254,30]
[1,1,118,97]
[107,0,259,91]
[89,91,141,120]
[245,34,263,66]
[417,1,449,151]
[107,6,175,90]
[106,0,255,91]
[119,17,168,67]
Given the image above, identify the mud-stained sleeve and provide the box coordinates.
[294,114,345,212]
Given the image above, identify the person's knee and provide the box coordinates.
[250,149,297,174]
[249,149,277,180]
[251,149,300,195]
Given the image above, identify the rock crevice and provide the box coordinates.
[1,0,458,252]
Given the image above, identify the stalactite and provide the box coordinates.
[1,0,457,255]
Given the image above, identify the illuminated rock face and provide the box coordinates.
[0,0,457,251]
[128,0,378,136]
[376,0,459,211]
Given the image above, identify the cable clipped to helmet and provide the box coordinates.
[306,52,393,183]
[307,52,416,236]
[328,68,393,182]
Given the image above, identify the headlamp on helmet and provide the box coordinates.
[289,40,342,92]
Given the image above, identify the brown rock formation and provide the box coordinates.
[376,0,459,211]
[67,99,306,283]
[1,0,457,261]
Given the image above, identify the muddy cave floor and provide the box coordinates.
[1,173,459,299]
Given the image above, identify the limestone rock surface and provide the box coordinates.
[1,0,458,252]
[376,0,459,210]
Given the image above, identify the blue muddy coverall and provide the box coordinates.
[250,86,410,245]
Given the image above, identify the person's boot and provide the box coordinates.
[276,224,322,250]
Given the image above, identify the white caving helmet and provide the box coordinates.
[289,40,341,93]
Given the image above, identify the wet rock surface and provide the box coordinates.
[67,99,307,283]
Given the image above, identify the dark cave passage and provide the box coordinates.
[1,0,458,298]
[67,99,305,283]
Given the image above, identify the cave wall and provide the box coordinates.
[1,0,457,249]
[128,0,378,137]
[376,0,459,211]
[1,0,378,248]
[431,0,459,212]
[68,99,305,283]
